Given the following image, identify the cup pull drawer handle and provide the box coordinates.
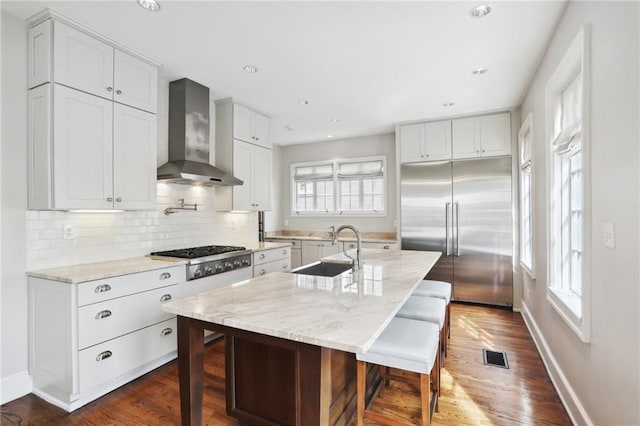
[94,284,111,293]
[259,254,266,259]
[161,328,173,336]
[160,294,172,302]
[159,272,172,280]
[383,245,390,249]
[95,310,112,320]
[96,351,112,361]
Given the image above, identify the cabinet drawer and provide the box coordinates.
[77,266,183,306]
[78,284,178,350]
[254,247,290,265]
[254,259,290,276]
[78,318,176,392]
[343,242,398,250]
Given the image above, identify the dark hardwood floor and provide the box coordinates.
[1,304,571,425]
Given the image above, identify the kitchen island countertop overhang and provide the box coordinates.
[161,248,440,353]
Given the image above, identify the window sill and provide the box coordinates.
[547,286,590,343]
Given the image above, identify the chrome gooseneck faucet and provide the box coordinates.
[331,225,362,271]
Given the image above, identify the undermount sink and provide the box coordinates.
[291,261,352,277]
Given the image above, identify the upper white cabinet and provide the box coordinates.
[452,112,511,159]
[232,103,271,148]
[215,99,273,211]
[29,18,158,114]
[27,11,158,210]
[399,120,452,163]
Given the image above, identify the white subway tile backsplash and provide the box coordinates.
[26,184,258,270]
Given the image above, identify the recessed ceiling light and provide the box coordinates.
[137,0,160,12]
[330,118,342,123]
[471,5,491,17]
[327,134,334,138]
[242,65,258,73]
[299,100,309,105]
[472,68,488,75]
[442,102,455,107]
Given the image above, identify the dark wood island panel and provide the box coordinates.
[177,316,381,426]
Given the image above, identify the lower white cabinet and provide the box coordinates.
[300,240,343,266]
[28,265,184,411]
[253,246,291,276]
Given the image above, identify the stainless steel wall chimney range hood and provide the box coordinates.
[157,78,243,186]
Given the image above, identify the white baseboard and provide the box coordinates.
[1,370,33,405]
[521,302,593,426]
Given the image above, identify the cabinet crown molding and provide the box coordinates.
[26,8,161,68]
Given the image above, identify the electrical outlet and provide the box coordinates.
[63,224,74,240]
[603,222,615,249]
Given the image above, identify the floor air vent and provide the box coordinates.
[483,349,509,369]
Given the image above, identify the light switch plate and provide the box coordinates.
[602,222,615,249]
[63,224,74,240]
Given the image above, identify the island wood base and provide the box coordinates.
[177,315,380,426]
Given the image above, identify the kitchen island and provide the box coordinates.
[161,248,440,425]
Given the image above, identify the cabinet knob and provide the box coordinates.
[116,90,122,95]
[94,284,111,293]
[96,350,112,362]
[260,269,266,275]
[476,150,480,153]
[161,328,173,336]
[107,197,113,202]
[282,249,287,254]
[259,253,266,259]
[482,149,486,153]
[160,294,172,302]
[159,272,172,280]
[426,154,430,157]
[383,245,390,249]
[282,264,288,269]
[95,310,112,320]
[116,197,122,202]
[106,87,113,92]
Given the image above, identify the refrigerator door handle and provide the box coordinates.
[445,202,451,256]
[455,202,460,256]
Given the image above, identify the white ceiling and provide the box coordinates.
[2,0,567,145]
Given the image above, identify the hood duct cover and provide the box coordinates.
[157,78,243,186]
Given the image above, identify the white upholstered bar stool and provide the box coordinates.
[396,295,448,367]
[412,280,452,342]
[356,317,440,426]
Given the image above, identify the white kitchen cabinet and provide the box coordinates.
[253,246,291,276]
[28,265,184,411]
[452,112,511,159]
[28,84,157,210]
[113,103,157,210]
[29,17,158,113]
[301,240,343,266]
[399,120,452,163]
[233,103,271,148]
[229,140,272,211]
[215,99,273,212]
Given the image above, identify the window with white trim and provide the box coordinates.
[545,26,590,342]
[291,156,386,216]
[518,113,534,278]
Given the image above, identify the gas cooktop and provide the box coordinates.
[151,245,247,259]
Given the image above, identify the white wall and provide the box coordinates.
[0,11,257,404]
[519,2,639,424]
[1,11,31,404]
[276,133,396,233]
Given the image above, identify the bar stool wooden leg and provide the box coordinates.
[357,360,366,426]
[420,373,431,426]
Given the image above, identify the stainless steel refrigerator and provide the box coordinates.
[400,157,513,306]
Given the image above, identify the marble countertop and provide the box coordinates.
[161,249,440,353]
[265,230,396,244]
[26,257,187,284]
[26,242,291,283]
